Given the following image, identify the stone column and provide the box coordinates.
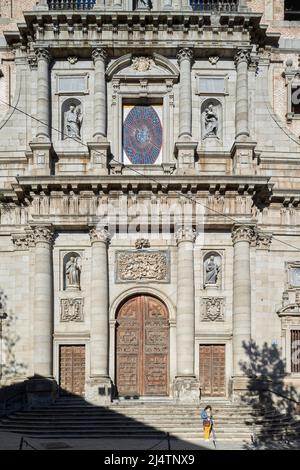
[174,227,199,402]
[231,225,254,381]
[36,48,51,141]
[92,48,108,140]
[88,227,111,404]
[32,226,54,378]
[235,50,251,140]
[177,48,193,139]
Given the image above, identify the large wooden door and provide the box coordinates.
[199,344,226,397]
[59,345,85,396]
[116,295,169,397]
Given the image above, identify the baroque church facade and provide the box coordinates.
[1,0,300,405]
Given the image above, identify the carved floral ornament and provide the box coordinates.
[32,226,55,245]
[92,48,108,64]
[231,226,254,245]
[175,227,196,244]
[89,227,111,244]
[234,49,251,67]
[35,48,51,62]
[177,48,194,64]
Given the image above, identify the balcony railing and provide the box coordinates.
[47,0,96,9]
[190,0,239,12]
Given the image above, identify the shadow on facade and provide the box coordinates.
[240,340,300,450]
[0,377,208,450]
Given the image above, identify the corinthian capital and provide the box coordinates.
[234,49,251,68]
[231,225,254,245]
[35,48,51,62]
[89,227,111,244]
[32,225,55,245]
[92,48,108,64]
[177,48,194,65]
[175,226,196,244]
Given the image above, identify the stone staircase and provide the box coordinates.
[0,396,299,443]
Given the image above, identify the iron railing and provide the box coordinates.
[190,0,239,12]
[47,0,96,9]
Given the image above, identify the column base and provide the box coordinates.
[173,377,200,403]
[25,377,58,408]
[85,376,113,406]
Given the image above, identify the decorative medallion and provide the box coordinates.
[132,56,154,72]
[123,106,162,165]
[116,251,169,283]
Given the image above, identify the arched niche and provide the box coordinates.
[63,251,82,290]
[201,98,222,141]
[203,251,222,288]
[62,98,83,140]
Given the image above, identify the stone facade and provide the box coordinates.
[0,1,300,405]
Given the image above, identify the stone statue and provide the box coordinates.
[65,256,81,289]
[65,105,82,139]
[203,104,218,139]
[136,0,150,9]
[205,255,220,285]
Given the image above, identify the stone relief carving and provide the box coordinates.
[209,56,219,65]
[135,238,150,249]
[202,297,224,322]
[132,56,155,72]
[65,104,83,139]
[135,0,151,10]
[204,253,221,286]
[64,253,82,290]
[116,251,169,282]
[60,298,84,322]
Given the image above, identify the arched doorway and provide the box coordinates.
[116,294,169,397]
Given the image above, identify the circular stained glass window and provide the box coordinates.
[123,106,162,165]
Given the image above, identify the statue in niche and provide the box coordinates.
[65,255,81,289]
[203,104,219,139]
[136,0,151,9]
[65,104,83,139]
[205,255,220,285]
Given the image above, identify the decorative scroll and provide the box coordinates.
[116,251,169,282]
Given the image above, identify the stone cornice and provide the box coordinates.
[4,11,279,50]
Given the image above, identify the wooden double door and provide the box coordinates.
[116,295,169,397]
[199,344,226,397]
[59,345,86,396]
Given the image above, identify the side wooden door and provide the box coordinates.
[59,345,86,396]
[199,344,226,397]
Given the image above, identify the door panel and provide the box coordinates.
[199,344,226,397]
[116,295,169,396]
[59,345,85,396]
